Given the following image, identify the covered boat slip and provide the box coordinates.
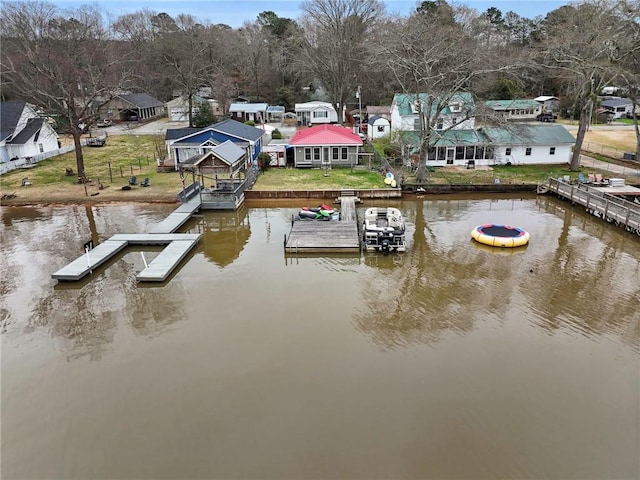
[285,196,361,253]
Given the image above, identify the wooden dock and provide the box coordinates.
[52,233,201,282]
[284,196,361,253]
[546,178,640,234]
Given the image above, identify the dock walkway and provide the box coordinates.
[546,178,640,234]
[284,196,361,253]
[149,196,202,234]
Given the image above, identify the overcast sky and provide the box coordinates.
[52,0,571,27]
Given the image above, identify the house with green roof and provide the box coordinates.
[390,92,476,133]
[400,124,575,168]
[483,99,543,121]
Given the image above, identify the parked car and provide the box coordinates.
[536,112,558,122]
[127,113,139,121]
[96,118,112,127]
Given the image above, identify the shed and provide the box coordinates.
[367,115,391,140]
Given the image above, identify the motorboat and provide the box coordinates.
[362,206,406,253]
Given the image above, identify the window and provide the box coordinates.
[377,125,385,132]
[305,148,311,161]
[437,147,445,161]
[341,148,348,160]
[436,119,443,130]
[414,118,420,130]
[505,147,512,156]
[550,147,556,155]
[313,147,320,160]
[475,147,485,160]
[332,148,339,160]
[455,147,465,160]
[38,143,44,153]
[314,110,328,119]
[525,147,532,156]
[465,146,475,159]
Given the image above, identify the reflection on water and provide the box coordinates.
[1,195,639,479]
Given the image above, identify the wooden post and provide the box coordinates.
[138,158,141,170]
[120,166,123,178]
[108,162,113,183]
[130,163,134,175]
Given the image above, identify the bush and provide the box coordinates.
[271,128,283,139]
[244,120,256,127]
[258,152,272,172]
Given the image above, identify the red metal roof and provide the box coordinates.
[289,124,362,146]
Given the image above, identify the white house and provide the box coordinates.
[294,101,338,126]
[534,95,560,113]
[390,92,476,133]
[367,115,391,140]
[407,124,575,168]
[600,98,634,119]
[229,103,268,123]
[166,95,223,122]
[0,101,59,163]
[482,124,576,166]
[483,99,543,121]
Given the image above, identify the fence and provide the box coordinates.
[582,142,638,164]
[0,145,76,175]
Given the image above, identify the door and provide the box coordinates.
[446,147,455,165]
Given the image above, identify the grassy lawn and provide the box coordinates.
[255,167,386,190]
[1,132,637,204]
[1,135,184,202]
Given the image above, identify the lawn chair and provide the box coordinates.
[129,175,137,185]
[578,173,588,184]
[587,173,596,183]
[140,177,149,187]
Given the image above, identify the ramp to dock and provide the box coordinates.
[149,196,202,234]
[285,196,361,253]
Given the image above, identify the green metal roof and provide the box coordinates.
[481,125,576,145]
[392,92,476,117]
[484,99,541,110]
[399,129,490,146]
[397,124,576,147]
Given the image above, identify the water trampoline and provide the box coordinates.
[471,224,530,248]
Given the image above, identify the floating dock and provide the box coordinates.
[52,233,202,282]
[284,196,361,253]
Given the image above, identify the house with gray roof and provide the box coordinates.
[600,98,634,119]
[99,92,165,122]
[0,101,59,163]
[229,102,268,123]
[163,119,265,171]
[178,140,246,179]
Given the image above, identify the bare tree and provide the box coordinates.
[1,1,135,182]
[539,0,636,171]
[374,3,520,182]
[296,0,385,121]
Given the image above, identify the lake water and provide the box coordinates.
[1,194,639,479]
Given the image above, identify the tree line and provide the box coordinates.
[1,0,638,182]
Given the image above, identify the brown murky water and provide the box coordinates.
[1,195,639,479]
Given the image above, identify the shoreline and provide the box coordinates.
[0,183,541,208]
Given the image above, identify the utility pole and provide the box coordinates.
[356,86,362,134]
